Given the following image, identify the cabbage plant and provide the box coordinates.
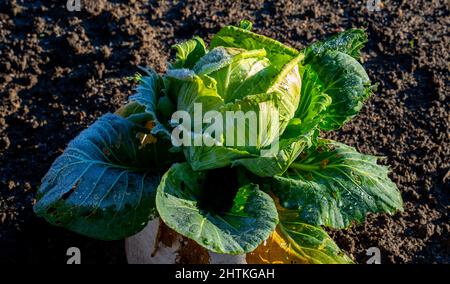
[34,21,402,263]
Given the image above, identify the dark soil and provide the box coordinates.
[0,0,448,264]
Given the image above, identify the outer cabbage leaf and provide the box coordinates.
[171,36,207,69]
[219,92,281,150]
[303,28,367,62]
[156,163,278,254]
[271,140,403,229]
[265,54,303,133]
[129,68,172,137]
[115,101,145,118]
[34,114,163,240]
[305,51,372,131]
[238,19,253,30]
[247,221,352,264]
[210,24,298,66]
[194,47,270,102]
[294,66,332,133]
[231,131,312,177]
